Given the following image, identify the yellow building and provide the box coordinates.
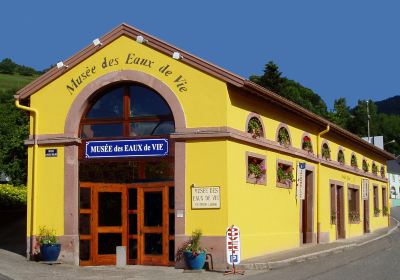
[16,24,393,268]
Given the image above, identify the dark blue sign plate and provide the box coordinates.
[85,139,168,159]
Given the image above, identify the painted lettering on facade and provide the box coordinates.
[65,53,189,95]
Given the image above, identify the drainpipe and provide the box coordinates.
[316,124,330,243]
[15,99,38,260]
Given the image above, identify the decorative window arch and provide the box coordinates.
[350,153,358,168]
[276,123,291,147]
[80,83,175,139]
[372,162,378,175]
[321,141,331,160]
[246,113,264,138]
[301,133,313,153]
[380,166,386,178]
[362,159,369,172]
[337,148,345,165]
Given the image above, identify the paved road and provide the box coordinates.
[0,208,399,280]
[247,207,400,280]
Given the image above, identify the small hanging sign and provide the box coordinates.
[297,162,306,200]
[362,178,369,200]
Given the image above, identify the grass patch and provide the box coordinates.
[0,73,38,94]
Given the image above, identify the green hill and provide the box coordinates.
[376,95,400,115]
[0,73,37,94]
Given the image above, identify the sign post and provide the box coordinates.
[297,162,306,200]
[224,225,244,275]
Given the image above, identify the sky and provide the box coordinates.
[1,0,399,109]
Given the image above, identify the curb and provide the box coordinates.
[238,217,400,271]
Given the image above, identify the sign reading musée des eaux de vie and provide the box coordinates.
[85,139,168,158]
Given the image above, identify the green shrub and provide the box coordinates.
[0,184,27,209]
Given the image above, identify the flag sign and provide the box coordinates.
[297,162,306,200]
[226,225,241,265]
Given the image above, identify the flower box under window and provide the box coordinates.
[302,136,313,153]
[337,150,345,165]
[277,127,290,146]
[276,161,293,188]
[246,153,266,185]
[321,143,330,160]
[247,117,263,139]
[351,155,358,168]
[372,163,378,175]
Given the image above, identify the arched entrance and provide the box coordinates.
[77,82,176,266]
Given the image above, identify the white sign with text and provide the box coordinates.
[297,162,306,200]
[191,186,221,209]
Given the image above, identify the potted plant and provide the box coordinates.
[321,144,330,160]
[277,164,294,187]
[374,208,381,216]
[348,210,360,223]
[37,226,61,262]
[302,136,312,152]
[351,155,358,168]
[372,163,378,175]
[383,206,389,216]
[248,118,262,138]
[278,128,290,146]
[248,158,266,180]
[337,151,345,165]
[362,160,369,172]
[380,167,386,178]
[176,229,207,270]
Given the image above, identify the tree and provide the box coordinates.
[330,98,352,130]
[348,100,379,138]
[0,89,28,185]
[0,58,17,74]
[250,61,329,117]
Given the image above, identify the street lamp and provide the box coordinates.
[384,140,396,146]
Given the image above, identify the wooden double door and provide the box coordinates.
[79,182,175,266]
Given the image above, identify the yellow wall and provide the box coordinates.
[185,140,228,235]
[29,35,229,135]
[26,35,230,236]
[24,32,390,262]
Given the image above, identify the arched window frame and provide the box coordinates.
[350,153,358,168]
[371,162,378,175]
[276,123,291,147]
[321,140,331,160]
[380,166,386,178]
[79,82,175,139]
[301,132,313,153]
[246,113,265,139]
[337,147,345,165]
[362,158,369,173]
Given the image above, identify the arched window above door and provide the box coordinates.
[80,83,175,139]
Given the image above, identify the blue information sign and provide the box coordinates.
[85,139,168,159]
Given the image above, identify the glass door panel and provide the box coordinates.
[93,184,127,265]
[139,187,168,265]
[144,191,163,227]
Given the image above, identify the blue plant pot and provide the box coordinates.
[40,244,61,262]
[183,251,206,270]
